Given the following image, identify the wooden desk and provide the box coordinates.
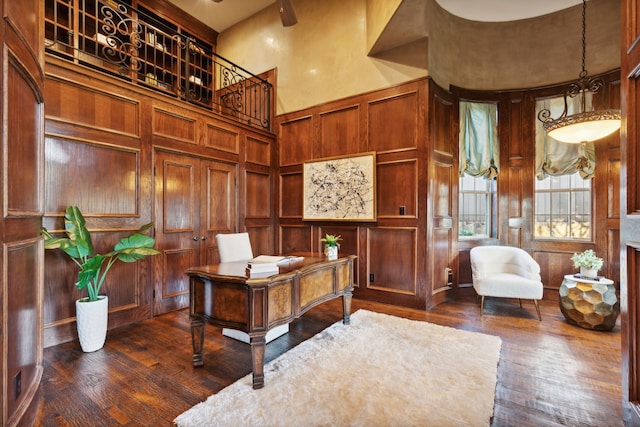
[186,254,356,389]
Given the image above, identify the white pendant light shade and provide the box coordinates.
[545,110,621,143]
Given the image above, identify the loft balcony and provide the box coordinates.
[44,0,272,131]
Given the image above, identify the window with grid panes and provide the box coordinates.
[458,173,495,238]
[534,172,591,239]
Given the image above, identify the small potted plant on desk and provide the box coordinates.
[571,249,604,279]
[42,206,160,352]
[321,234,342,261]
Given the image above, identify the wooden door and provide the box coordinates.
[621,1,640,424]
[199,159,237,266]
[153,151,237,315]
[154,150,201,315]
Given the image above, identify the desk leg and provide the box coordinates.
[342,288,353,325]
[191,317,205,367]
[250,334,266,389]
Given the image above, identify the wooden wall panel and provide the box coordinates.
[368,92,418,152]
[152,106,197,144]
[533,251,574,295]
[279,173,302,218]
[431,93,454,155]
[205,123,240,154]
[247,226,273,257]
[163,161,196,231]
[44,137,138,215]
[279,225,313,253]
[279,116,313,166]
[433,160,453,217]
[6,0,40,50]
[6,239,42,425]
[376,160,417,218]
[245,171,270,218]
[204,161,236,231]
[7,61,41,215]
[507,166,524,247]
[319,105,360,158]
[609,158,621,219]
[158,247,195,302]
[367,227,416,295]
[246,135,271,165]
[46,77,140,137]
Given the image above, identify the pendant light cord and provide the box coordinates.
[580,0,587,79]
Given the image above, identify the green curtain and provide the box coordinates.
[459,101,499,179]
[535,96,596,180]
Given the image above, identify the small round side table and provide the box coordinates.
[559,274,619,331]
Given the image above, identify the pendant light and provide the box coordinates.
[537,0,620,144]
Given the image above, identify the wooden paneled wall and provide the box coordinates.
[276,80,443,309]
[43,57,276,346]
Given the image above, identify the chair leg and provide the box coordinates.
[519,299,523,308]
[533,299,542,321]
[480,296,485,316]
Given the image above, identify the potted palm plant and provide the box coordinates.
[571,249,604,279]
[321,234,342,260]
[42,206,160,352]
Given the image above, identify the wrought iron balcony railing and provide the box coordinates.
[45,0,272,131]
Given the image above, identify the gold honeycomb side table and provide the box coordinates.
[559,274,619,331]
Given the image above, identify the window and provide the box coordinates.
[459,173,495,238]
[534,172,591,239]
[458,100,498,239]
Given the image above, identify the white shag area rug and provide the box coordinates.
[174,309,502,427]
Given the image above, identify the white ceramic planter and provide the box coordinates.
[580,266,598,278]
[75,296,108,352]
[324,246,338,261]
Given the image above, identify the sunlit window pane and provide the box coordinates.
[534,172,591,240]
[459,173,494,238]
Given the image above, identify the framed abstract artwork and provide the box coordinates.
[302,152,376,221]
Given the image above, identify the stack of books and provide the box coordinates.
[247,255,284,278]
[246,255,305,278]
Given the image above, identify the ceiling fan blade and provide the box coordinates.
[277,0,297,27]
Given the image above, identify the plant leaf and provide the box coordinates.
[76,255,104,290]
[114,234,160,262]
[64,206,94,258]
[42,228,68,250]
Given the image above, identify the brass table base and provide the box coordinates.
[559,275,619,331]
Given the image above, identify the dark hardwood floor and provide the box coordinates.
[25,294,621,426]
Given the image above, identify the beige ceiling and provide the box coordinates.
[166,0,583,33]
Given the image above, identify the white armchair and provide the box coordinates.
[470,245,543,321]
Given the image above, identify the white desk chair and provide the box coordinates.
[215,232,289,343]
[216,232,254,262]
